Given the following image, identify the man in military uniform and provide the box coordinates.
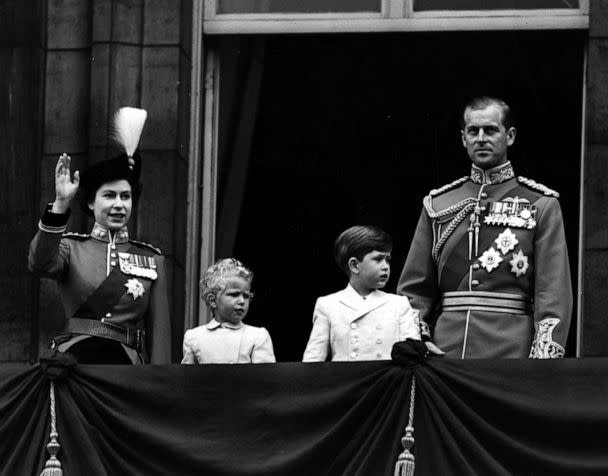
[397,97,572,358]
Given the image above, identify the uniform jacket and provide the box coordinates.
[28,209,171,364]
[302,284,420,362]
[397,161,572,359]
[181,319,276,364]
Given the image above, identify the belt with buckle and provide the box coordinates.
[65,318,145,352]
[441,291,532,314]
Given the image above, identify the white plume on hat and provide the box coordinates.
[112,106,148,159]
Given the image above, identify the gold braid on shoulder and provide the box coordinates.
[429,199,477,263]
[517,176,560,198]
[423,176,477,263]
[428,176,469,197]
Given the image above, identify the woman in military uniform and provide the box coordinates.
[28,108,171,364]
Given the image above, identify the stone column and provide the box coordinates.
[582,1,608,356]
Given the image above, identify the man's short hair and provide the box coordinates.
[200,258,254,309]
[334,225,392,277]
[461,96,515,130]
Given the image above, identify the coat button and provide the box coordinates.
[481,192,488,199]
[111,252,117,258]
[376,324,382,330]
[350,323,358,329]
[111,244,116,250]
[473,263,480,270]
[110,261,116,267]
[376,353,383,358]
[350,352,358,359]
[376,338,382,344]
[351,338,358,344]
[105,313,111,319]
[472,280,480,287]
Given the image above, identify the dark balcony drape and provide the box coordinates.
[2,358,608,476]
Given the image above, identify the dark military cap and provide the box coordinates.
[80,152,141,194]
[80,106,147,212]
[79,152,142,212]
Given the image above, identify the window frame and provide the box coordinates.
[409,0,588,17]
[203,0,589,34]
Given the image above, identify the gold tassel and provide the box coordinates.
[40,381,63,476]
[394,376,416,476]
[467,213,475,260]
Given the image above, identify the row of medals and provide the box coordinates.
[118,252,158,280]
[484,201,537,229]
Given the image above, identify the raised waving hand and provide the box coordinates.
[52,153,80,213]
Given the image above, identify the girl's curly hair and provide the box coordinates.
[200,258,254,309]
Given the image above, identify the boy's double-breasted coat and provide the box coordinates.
[303,284,420,361]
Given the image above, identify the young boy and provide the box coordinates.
[182,258,276,364]
[302,226,421,362]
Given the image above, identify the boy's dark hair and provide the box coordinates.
[334,225,392,277]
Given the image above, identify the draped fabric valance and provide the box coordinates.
[2,358,608,475]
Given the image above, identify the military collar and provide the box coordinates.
[90,223,129,243]
[206,318,243,330]
[470,161,515,185]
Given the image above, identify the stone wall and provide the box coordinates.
[582,0,608,355]
[0,0,46,361]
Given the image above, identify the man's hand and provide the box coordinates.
[52,153,80,213]
[425,341,445,356]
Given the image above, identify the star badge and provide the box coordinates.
[495,228,519,255]
[125,278,145,300]
[479,247,503,273]
[509,250,529,277]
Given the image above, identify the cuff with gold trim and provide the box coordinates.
[528,318,565,358]
[39,203,71,233]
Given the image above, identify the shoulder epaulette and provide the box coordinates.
[517,176,560,198]
[428,176,469,197]
[62,232,90,241]
[129,239,162,255]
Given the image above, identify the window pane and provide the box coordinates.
[217,0,381,14]
[414,0,579,10]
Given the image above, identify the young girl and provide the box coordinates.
[181,258,276,364]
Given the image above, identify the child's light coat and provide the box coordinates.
[182,319,275,364]
[303,284,420,361]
